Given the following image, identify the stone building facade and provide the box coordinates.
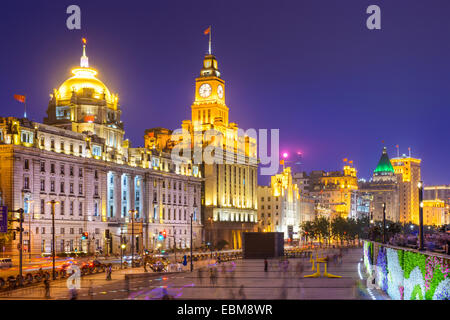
[0,42,203,256]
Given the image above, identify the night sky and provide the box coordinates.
[0,0,449,186]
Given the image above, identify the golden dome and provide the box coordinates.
[55,41,118,107]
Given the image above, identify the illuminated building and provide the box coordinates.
[422,200,447,226]
[424,185,450,204]
[424,185,450,225]
[391,152,421,224]
[165,50,258,249]
[0,42,203,255]
[359,147,400,222]
[257,167,300,240]
[308,164,358,218]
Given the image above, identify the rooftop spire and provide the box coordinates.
[80,38,89,68]
[374,147,395,175]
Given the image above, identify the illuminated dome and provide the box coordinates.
[55,39,118,107]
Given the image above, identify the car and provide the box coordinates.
[0,258,13,269]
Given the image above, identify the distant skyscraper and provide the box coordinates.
[391,152,421,224]
[359,147,400,222]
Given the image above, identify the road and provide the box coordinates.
[0,248,390,300]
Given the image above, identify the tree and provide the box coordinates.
[315,216,330,245]
[300,220,316,245]
[331,216,346,245]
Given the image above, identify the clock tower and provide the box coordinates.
[191,54,229,128]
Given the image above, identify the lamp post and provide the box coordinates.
[47,200,59,280]
[25,200,34,261]
[173,225,177,263]
[190,212,193,272]
[418,181,424,251]
[128,209,138,267]
[382,203,386,244]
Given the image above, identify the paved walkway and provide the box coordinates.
[0,248,390,300]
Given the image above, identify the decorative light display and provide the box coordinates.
[364,241,450,300]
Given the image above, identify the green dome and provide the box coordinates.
[374,147,394,175]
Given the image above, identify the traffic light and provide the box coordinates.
[82,232,88,240]
[105,229,110,238]
[158,232,164,241]
[162,230,167,239]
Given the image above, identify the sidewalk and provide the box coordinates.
[0,258,216,300]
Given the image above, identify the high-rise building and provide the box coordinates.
[148,50,259,249]
[308,165,358,218]
[359,147,400,222]
[391,153,421,224]
[257,167,300,240]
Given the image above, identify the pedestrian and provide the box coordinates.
[44,279,50,299]
[162,288,172,300]
[212,267,218,286]
[106,264,112,280]
[70,288,78,300]
[198,267,203,284]
[88,280,94,300]
[209,267,214,287]
[264,258,268,272]
[238,285,246,300]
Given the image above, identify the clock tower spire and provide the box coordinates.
[191,48,228,128]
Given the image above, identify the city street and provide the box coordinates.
[0,248,389,300]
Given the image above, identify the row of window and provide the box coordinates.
[34,198,99,217]
[260,212,279,218]
[40,137,84,154]
[260,205,279,210]
[35,227,100,235]
[24,159,99,179]
[260,196,279,202]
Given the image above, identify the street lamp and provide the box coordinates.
[47,200,59,280]
[25,199,34,261]
[128,209,138,268]
[382,203,386,244]
[418,181,424,251]
[120,243,126,269]
[190,212,194,272]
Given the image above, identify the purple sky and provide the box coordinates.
[0,0,449,186]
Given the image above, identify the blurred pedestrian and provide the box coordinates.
[238,285,246,299]
[209,267,215,287]
[264,258,268,272]
[88,280,94,300]
[44,279,50,299]
[197,267,203,284]
[106,264,112,280]
[70,287,78,300]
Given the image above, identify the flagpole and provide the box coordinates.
[209,25,212,55]
[24,95,27,118]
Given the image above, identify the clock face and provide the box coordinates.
[217,85,224,99]
[204,60,212,68]
[199,83,212,98]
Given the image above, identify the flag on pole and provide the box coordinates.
[14,94,26,103]
[82,37,87,44]
[204,26,211,35]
